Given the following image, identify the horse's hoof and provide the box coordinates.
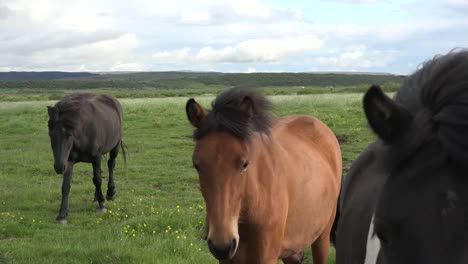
[96,207,107,213]
[56,218,67,224]
[106,192,116,201]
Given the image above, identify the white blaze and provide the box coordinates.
[365,213,381,264]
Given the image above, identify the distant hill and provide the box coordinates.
[0,72,99,81]
[194,72,404,87]
[0,71,405,90]
[89,71,224,81]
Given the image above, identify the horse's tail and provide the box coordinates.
[330,185,341,246]
[120,140,128,169]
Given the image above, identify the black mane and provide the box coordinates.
[48,94,94,131]
[194,87,272,140]
[393,49,468,166]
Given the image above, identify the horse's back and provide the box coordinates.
[273,116,341,180]
[271,116,341,253]
[93,94,123,120]
[60,93,123,153]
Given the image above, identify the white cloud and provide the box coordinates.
[246,67,257,73]
[1,33,139,71]
[180,11,212,25]
[324,0,380,3]
[230,0,273,18]
[178,0,303,25]
[152,35,323,64]
[0,5,13,20]
[313,46,396,69]
[111,62,144,71]
[448,0,468,7]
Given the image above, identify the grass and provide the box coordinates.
[0,93,375,263]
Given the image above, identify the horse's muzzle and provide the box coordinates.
[54,163,65,174]
[208,238,237,260]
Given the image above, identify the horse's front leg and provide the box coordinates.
[92,156,107,212]
[233,230,282,264]
[56,162,74,224]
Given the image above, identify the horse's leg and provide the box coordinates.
[106,144,119,201]
[92,156,107,212]
[311,207,336,264]
[282,251,304,264]
[56,162,73,224]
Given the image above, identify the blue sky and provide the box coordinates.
[0,0,467,74]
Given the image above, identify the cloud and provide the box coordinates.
[152,35,323,64]
[312,46,396,70]
[111,62,144,71]
[0,33,139,71]
[180,11,213,25]
[322,0,380,3]
[178,0,303,25]
[0,30,123,56]
[0,5,13,20]
[246,67,257,73]
[448,0,468,7]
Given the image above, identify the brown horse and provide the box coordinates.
[186,87,341,264]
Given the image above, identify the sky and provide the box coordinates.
[0,0,467,74]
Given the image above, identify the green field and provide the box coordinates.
[0,93,375,263]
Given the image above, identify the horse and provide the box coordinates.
[335,50,468,264]
[186,87,342,264]
[47,93,126,224]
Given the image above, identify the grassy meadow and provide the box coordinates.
[0,93,375,263]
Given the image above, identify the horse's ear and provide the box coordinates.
[186,98,206,128]
[363,85,412,143]
[47,106,59,119]
[239,96,254,118]
[47,106,54,116]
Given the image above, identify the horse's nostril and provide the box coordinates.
[54,163,66,174]
[207,239,233,260]
[231,238,237,252]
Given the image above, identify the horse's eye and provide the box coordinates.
[241,160,249,172]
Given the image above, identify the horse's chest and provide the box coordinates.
[69,148,93,163]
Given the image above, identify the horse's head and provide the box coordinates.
[363,51,468,264]
[47,106,74,174]
[186,88,271,260]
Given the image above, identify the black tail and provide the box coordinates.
[330,187,341,246]
[120,140,128,169]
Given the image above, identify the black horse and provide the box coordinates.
[47,93,126,224]
[336,50,468,264]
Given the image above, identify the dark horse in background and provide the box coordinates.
[47,93,126,224]
[335,50,468,264]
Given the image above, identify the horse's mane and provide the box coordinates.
[48,94,93,131]
[394,49,468,166]
[194,87,272,141]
